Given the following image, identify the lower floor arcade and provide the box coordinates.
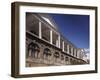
[26,32,87,67]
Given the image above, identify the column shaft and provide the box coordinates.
[39,21,42,39]
[50,30,53,44]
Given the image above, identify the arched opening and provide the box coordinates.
[43,48,51,60]
[65,56,69,61]
[61,54,64,60]
[70,58,73,64]
[28,42,40,58]
[65,56,69,64]
[54,52,60,62]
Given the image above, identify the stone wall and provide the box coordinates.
[26,32,87,67]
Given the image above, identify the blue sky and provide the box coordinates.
[49,13,89,49]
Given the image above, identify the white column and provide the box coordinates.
[74,49,76,57]
[67,45,69,54]
[77,49,80,58]
[62,41,64,52]
[71,47,73,55]
[56,40,59,47]
[39,21,42,39]
[81,52,83,59]
[50,30,52,44]
[58,35,60,48]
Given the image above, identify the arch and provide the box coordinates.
[61,54,64,60]
[65,56,69,61]
[54,52,60,58]
[43,48,51,56]
[28,42,40,51]
[54,52,60,63]
[28,42,40,58]
[43,48,52,62]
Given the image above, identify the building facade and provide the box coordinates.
[26,13,87,67]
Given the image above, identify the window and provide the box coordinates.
[52,31,59,47]
[65,56,69,61]
[70,58,73,64]
[76,50,77,57]
[60,38,63,49]
[26,13,39,36]
[27,42,40,58]
[69,46,71,54]
[42,23,50,42]
[61,54,64,60]
[54,52,60,58]
[64,42,67,52]
[73,48,75,56]
[43,48,51,57]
